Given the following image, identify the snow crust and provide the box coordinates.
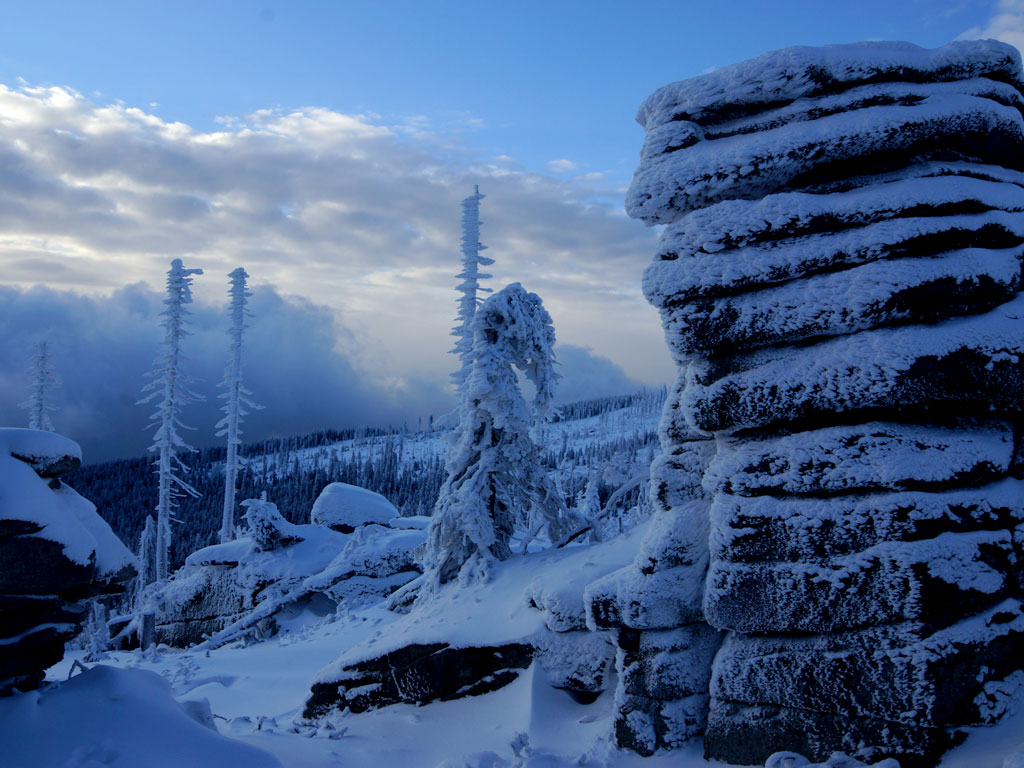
[0,427,81,466]
[313,523,646,684]
[684,293,1024,433]
[0,428,134,575]
[705,421,1014,496]
[647,172,1024,274]
[711,477,1024,562]
[628,91,1024,221]
[309,482,398,530]
[636,40,1023,130]
[0,665,281,768]
[661,245,1022,354]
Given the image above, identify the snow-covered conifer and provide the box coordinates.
[138,259,204,582]
[137,515,157,590]
[216,267,261,544]
[127,514,157,650]
[450,186,494,396]
[425,283,580,584]
[20,341,59,431]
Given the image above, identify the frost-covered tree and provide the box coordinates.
[576,473,604,541]
[216,267,262,544]
[121,514,157,651]
[138,259,204,582]
[450,186,494,396]
[425,283,580,584]
[20,341,59,431]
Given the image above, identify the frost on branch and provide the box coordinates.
[624,39,1024,767]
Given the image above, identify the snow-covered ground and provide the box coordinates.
[18,541,1023,768]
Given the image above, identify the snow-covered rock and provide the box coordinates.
[304,525,645,722]
[0,429,136,695]
[310,482,399,533]
[156,493,424,647]
[624,38,1024,766]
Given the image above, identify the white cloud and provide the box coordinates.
[546,158,576,173]
[960,0,1024,52]
[0,81,671,424]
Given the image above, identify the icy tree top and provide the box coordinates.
[636,39,1023,130]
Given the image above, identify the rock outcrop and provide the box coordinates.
[156,494,425,647]
[0,429,136,694]
[624,40,1024,766]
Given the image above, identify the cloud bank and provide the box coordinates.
[0,283,645,463]
[0,81,671,400]
[961,1,1024,52]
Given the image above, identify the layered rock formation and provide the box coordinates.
[0,429,136,694]
[623,40,1024,766]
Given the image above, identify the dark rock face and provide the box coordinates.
[303,642,533,719]
[625,40,1024,764]
[0,430,136,695]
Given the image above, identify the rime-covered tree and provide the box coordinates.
[216,267,261,543]
[425,283,579,584]
[576,473,604,541]
[138,259,204,582]
[450,186,494,396]
[20,341,59,431]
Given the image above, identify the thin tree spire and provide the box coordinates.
[21,341,59,431]
[138,258,204,582]
[450,186,494,397]
[216,267,262,544]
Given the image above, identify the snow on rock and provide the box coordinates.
[684,295,1024,434]
[625,38,1024,766]
[157,494,424,647]
[303,524,645,721]
[712,599,1024,729]
[304,523,423,601]
[529,627,614,703]
[628,87,1024,223]
[660,245,1022,356]
[0,429,135,695]
[0,664,281,768]
[710,478,1024,562]
[645,180,1024,306]
[310,482,399,533]
[705,529,1015,632]
[1,427,80,476]
[635,40,1023,131]
[705,420,1015,497]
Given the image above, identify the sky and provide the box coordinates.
[0,0,1019,462]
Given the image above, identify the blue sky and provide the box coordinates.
[0,0,1018,459]
[0,1,1003,185]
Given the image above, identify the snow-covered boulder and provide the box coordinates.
[310,482,398,533]
[625,39,1024,766]
[0,429,136,694]
[156,496,424,647]
[303,527,644,722]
